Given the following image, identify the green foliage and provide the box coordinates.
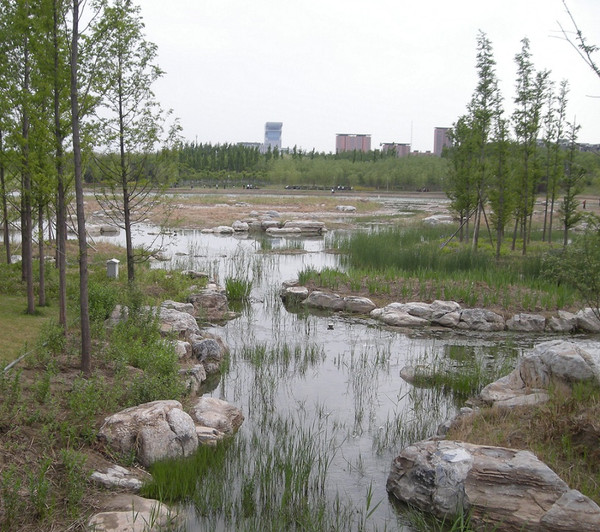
[59,449,87,516]
[225,277,252,301]
[88,277,121,324]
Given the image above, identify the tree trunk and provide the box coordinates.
[0,130,10,264]
[71,0,91,374]
[38,203,45,307]
[54,0,67,330]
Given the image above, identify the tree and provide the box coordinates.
[559,1,600,81]
[93,0,177,282]
[511,38,549,255]
[559,119,585,247]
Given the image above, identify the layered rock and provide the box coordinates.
[386,439,600,532]
[188,287,229,321]
[87,494,174,532]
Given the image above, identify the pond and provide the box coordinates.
[96,218,559,530]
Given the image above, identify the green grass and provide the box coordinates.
[0,295,53,364]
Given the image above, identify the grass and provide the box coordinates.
[0,295,53,364]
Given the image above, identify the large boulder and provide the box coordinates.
[158,307,200,340]
[547,311,578,333]
[87,494,174,532]
[343,296,376,314]
[303,291,345,311]
[386,439,600,532]
[576,308,600,333]
[189,396,244,435]
[188,288,229,321]
[506,312,546,332]
[480,340,600,407]
[192,338,225,374]
[458,308,505,332]
[280,285,309,304]
[97,400,198,467]
[160,300,195,316]
[371,306,430,327]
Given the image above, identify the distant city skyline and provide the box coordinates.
[140,0,600,153]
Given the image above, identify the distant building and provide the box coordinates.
[263,122,283,153]
[381,142,411,158]
[336,134,371,153]
[238,142,262,150]
[433,127,451,156]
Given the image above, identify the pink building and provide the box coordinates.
[433,127,451,156]
[381,142,411,157]
[336,134,371,153]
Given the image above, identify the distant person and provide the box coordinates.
[583,200,586,209]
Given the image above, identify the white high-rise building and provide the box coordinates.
[263,122,283,152]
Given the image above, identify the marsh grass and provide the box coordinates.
[225,277,252,301]
[305,225,579,312]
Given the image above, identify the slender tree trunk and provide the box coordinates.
[54,0,67,330]
[38,203,45,306]
[0,130,10,264]
[22,29,35,314]
[71,0,91,374]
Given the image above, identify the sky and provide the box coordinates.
[139,0,600,153]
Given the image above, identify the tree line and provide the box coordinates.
[445,31,596,257]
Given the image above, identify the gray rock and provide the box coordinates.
[336,205,356,212]
[179,364,207,395]
[189,396,244,435]
[458,308,505,332]
[90,465,146,492]
[265,226,302,235]
[87,494,174,532]
[192,338,224,374]
[430,300,462,320]
[387,439,600,531]
[161,300,195,316]
[98,400,199,467]
[434,310,461,328]
[506,313,546,332]
[576,308,600,333]
[212,225,234,234]
[232,220,249,232]
[179,269,210,279]
[188,289,229,321]
[280,285,309,304]
[282,220,327,234]
[548,310,578,333]
[171,340,191,359]
[423,214,454,225]
[158,307,200,340]
[303,291,346,311]
[376,310,429,327]
[343,296,376,314]
[261,219,280,230]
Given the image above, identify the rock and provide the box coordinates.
[506,313,546,332]
[548,311,578,333]
[576,308,600,333]
[98,400,199,467]
[458,308,505,332]
[430,300,462,321]
[87,494,174,532]
[179,269,210,280]
[387,439,600,531]
[158,307,200,340]
[188,289,229,321]
[171,340,191,359]
[280,285,309,304]
[261,219,280,230]
[161,300,195,316]
[104,304,129,330]
[281,220,327,235]
[303,291,345,311]
[436,407,478,437]
[100,225,120,235]
[423,214,454,225]
[434,310,461,328]
[192,338,224,374]
[247,220,263,231]
[179,364,207,395]
[212,225,234,234]
[265,226,302,235]
[189,396,244,435]
[480,340,600,407]
[540,489,600,531]
[371,307,430,327]
[336,205,356,212]
[232,220,249,232]
[90,465,146,492]
[343,296,376,314]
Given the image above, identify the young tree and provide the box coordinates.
[93,0,177,282]
[559,119,585,247]
[511,38,549,255]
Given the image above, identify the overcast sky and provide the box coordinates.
[139,0,600,153]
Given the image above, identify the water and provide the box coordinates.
[95,216,549,530]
